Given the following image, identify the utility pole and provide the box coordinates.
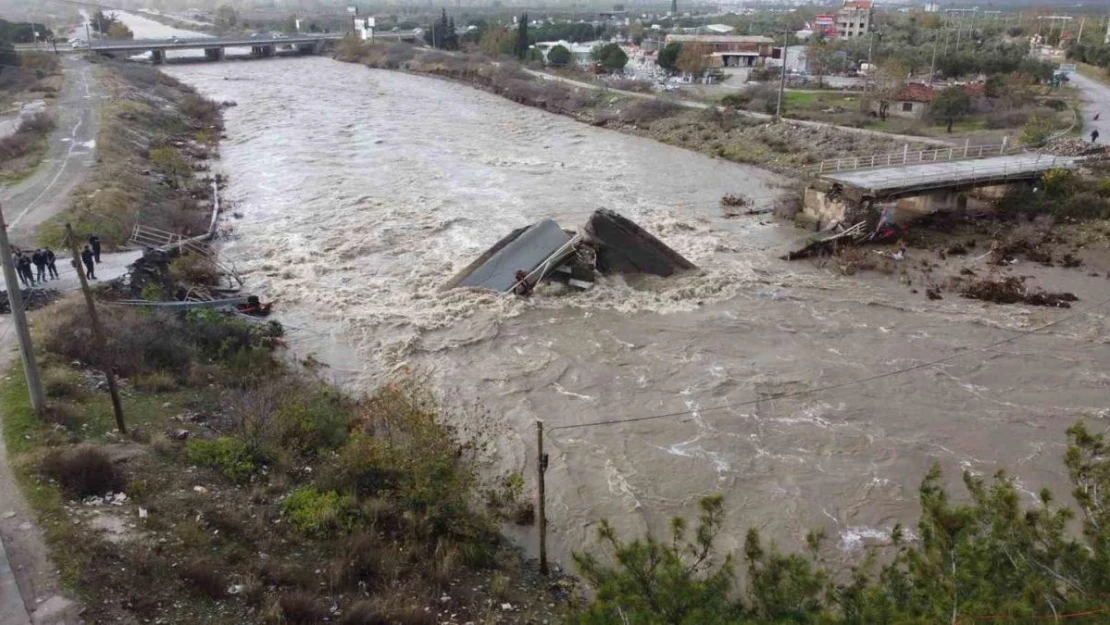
[535,420,548,575]
[1077,17,1085,44]
[0,204,43,415]
[929,29,939,85]
[64,224,125,434]
[775,30,787,120]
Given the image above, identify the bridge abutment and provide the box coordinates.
[204,47,225,61]
[150,49,165,64]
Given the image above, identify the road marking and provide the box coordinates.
[8,68,92,227]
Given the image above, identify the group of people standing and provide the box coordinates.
[13,248,59,287]
[11,235,102,288]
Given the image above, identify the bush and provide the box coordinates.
[618,99,682,125]
[42,367,86,399]
[274,591,326,624]
[720,92,752,108]
[185,437,260,483]
[281,487,354,537]
[272,385,355,455]
[42,446,125,498]
[168,253,220,286]
[985,109,1028,129]
[132,371,178,392]
[181,559,225,598]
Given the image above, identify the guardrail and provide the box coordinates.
[813,139,1016,175]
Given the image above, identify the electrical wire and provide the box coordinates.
[549,292,1110,432]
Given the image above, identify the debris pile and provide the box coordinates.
[444,209,696,294]
[0,288,61,314]
[1039,138,1106,157]
[958,276,1078,308]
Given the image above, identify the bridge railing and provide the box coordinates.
[857,154,1071,192]
[812,139,1016,175]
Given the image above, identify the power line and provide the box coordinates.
[549,292,1110,432]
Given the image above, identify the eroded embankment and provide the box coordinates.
[333,39,923,177]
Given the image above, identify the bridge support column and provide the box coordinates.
[204,47,225,61]
[150,49,165,64]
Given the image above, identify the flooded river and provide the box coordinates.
[131,32,1110,565]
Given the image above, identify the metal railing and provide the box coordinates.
[858,154,1070,192]
[505,234,583,295]
[812,139,1016,175]
[130,223,243,287]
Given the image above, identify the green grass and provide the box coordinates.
[1077,62,1110,87]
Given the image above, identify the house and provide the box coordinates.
[814,14,838,38]
[836,0,873,39]
[663,34,775,67]
[866,83,985,120]
[704,24,735,34]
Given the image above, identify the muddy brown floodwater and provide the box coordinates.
[161,55,1110,568]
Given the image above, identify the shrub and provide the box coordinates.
[329,532,383,590]
[272,385,355,455]
[181,559,225,598]
[42,367,86,399]
[132,371,178,392]
[720,92,752,108]
[985,109,1028,129]
[168,253,220,286]
[1019,114,1054,145]
[281,487,354,537]
[42,446,125,498]
[618,99,682,125]
[274,591,325,624]
[185,437,260,483]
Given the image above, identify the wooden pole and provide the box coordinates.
[0,204,44,414]
[64,224,125,434]
[536,419,548,575]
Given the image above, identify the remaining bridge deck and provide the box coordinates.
[820,153,1082,199]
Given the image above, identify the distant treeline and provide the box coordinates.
[0,19,53,44]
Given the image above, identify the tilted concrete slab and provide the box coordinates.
[820,153,1082,198]
[452,219,573,292]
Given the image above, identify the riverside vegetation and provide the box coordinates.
[36,60,221,249]
[333,38,924,175]
[0,51,62,182]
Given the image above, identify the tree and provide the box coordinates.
[0,38,17,70]
[478,27,515,57]
[547,44,572,67]
[931,86,971,133]
[214,5,238,30]
[105,22,133,40]
[281,15,298,34]
[675,42,710,77]
[89,10,119,34]
[571,496,741,624]
[424,10,456,51]
[805,42,837,87]
[515,13,528,60]
[592,42,628,73]
[570,421,1110,623]
[658,40,682,72]
[870,58,907,121]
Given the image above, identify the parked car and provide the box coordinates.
[70,39,87,49]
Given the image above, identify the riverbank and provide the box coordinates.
[333,39,925,177]
[1,285,567,622]
[34,60,222,249]
[0,53,63,184]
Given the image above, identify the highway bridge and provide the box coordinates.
[84,30,419,62]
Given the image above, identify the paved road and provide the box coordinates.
[1070,72,1109,145]
[2,56,102,248]
[525,68,953,148]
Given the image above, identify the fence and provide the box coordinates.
[812,139,1016,175]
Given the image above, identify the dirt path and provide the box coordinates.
[1070,72,1109,144]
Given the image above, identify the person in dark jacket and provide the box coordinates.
[88,235,101,263]
[31,249,47,283]
[16,251,34,286]
[13,252,30,287]
[81,245,96,280]
[44,248,58,279]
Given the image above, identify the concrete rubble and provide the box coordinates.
[444,209,696,294]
